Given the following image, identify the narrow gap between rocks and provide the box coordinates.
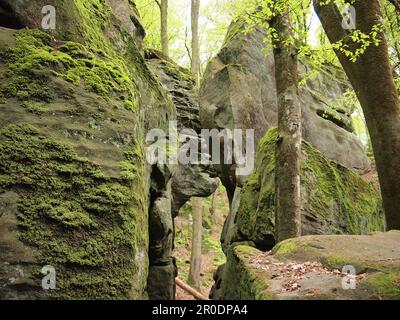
[174,183,229,300]
[0,6,24,29]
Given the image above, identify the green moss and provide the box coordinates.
[235,128,277,247]
[236,127,384,247]
[301,139,383,234]
[203,231,226,266]
[223,17,248,48]
[0,124,147,299]
[59,42,93,59]
[234,244,261,257]
[324,256,350,269]
[272,239,297,256]
[321,255,370,273]
[366,271,400,299]
[123,100,136,111]
[0,0,173,299]
[0,28,138,109]
[21,101,47,114]
[47,204,97,228]
[218,245,274,300]
[73,0,112,55]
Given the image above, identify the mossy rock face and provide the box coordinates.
[0,0,145,48]
[212,244,274,300]
[214,232,400,300]
[0,0,174,300]
[236,128,384,250]
[146,49,200,132]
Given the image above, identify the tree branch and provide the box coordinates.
[175,278,209,300]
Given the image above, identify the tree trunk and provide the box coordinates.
[188,197,202,290]
[272,7,302,243]
[210,191,217,224]
[191,0,201,85]
[314,0,400,230]
[160,0,169,56]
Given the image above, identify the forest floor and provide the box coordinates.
[173,165,380,300]
[174,185,229,300]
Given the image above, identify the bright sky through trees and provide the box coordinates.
[136,0,400,149]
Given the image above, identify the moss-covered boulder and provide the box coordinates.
[0,0,174,299]
[235,128,384,250]
[0,0,145,49]
[213,231,400,300]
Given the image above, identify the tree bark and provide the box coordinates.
[314,0,400,230]
[272,7,302,243]
[159,0,169,56]
[210,191,217,224]
[191,0,201,85]
[188,197,202,290]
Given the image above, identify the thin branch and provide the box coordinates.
[185,27,192,64]
[175,278,209,300]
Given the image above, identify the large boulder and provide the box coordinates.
[146,50,218,216]
[0,0,174,299]
[232,128,384,251]
[212,231,400,300]
[200,18,370,197]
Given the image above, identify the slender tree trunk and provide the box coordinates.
[188,197,202,290]
[314,0,400,230]
[160,0,169,56]
[210,191,217,224]
[272,7,302,243]
[191,0,201,85]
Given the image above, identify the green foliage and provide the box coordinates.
[0,29,138,110]
[203,230,226,266]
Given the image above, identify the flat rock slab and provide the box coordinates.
[231,231,400,300]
